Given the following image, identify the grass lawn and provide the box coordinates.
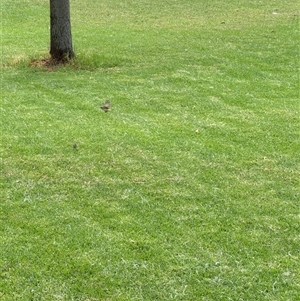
[1,0,299,300]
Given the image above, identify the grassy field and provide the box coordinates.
[1,0,299,300]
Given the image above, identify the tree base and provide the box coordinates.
[50,49,75,61]
[29,57,72,70]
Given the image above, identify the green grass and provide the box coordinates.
[1,0,299,300]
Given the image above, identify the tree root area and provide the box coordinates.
[29,57,70,70]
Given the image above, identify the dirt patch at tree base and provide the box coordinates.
[29,57,70,71]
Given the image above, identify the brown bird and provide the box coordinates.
[100,100,111,112]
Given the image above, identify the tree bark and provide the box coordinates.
[50,0,74,60]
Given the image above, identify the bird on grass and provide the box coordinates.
[73,143,78,150]
[100,100,111,112]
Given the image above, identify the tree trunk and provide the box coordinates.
[50,0,74,61]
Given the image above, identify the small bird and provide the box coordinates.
[100,100,111,112]
[73,143,78,150]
